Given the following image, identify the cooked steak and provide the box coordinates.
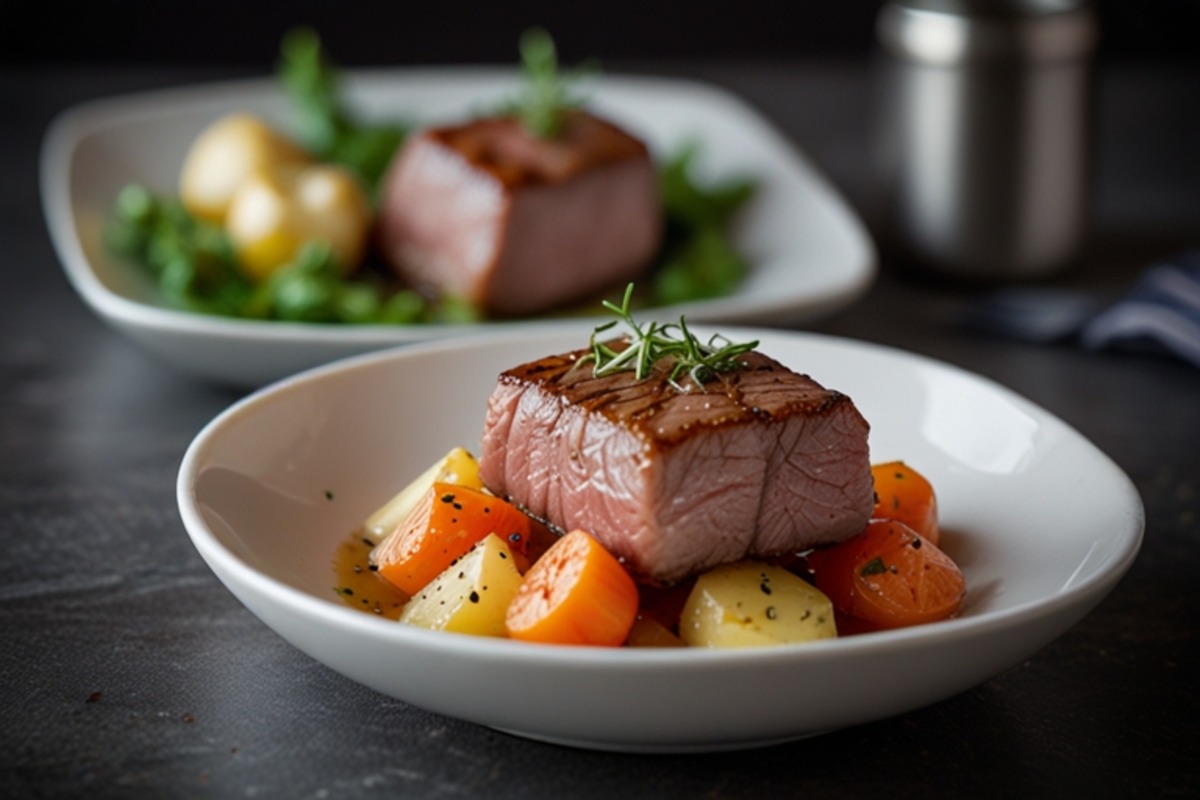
[376,111,662,316]
[477,344,874,584]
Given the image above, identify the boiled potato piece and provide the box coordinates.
[179,113,309,223]
[399,534,523,637]
[363,447,483,543]
[225,162,372,281]
[625,616,686,648]
[680,561,837,648]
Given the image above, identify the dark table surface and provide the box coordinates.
[2,55,1198,798]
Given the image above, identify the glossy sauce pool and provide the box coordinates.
[332,531,409,619]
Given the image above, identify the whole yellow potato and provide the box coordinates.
[179,113,309,223]
[224,162,372,282]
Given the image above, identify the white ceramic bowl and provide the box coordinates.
[177,328,1143,752]
[41,69,875,387]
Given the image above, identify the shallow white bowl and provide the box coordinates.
[41,68,875,387]
[177,328,1143,752]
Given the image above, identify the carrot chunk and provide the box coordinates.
[807,519,966,630]
[505,529,639,646]
[871,461,940,545]
[371,482,531,596]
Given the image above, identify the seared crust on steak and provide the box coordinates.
[478,343,874,584]
[376,111,662,316]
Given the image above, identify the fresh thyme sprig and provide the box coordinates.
[511,27,597,139]
[580,284,758,391]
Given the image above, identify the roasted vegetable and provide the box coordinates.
[399,533,524,636]
[870,461,940,545]
[363,447,483,543]
[371,483,531,596]
[625,616,686,648]
[807,519,966,630]
[505,529,639,647]
[679,561,837,648]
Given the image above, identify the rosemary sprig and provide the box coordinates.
[580,284,758,391]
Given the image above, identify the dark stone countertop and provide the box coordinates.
[1,56,1197,798]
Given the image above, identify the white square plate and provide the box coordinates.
[41,68,875,387]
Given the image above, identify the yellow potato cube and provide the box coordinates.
[363,447,483,544]
[680,561,837,648]
[399,534,523,637]
[625,616,686,648]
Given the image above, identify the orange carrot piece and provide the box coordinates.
[371,482,531,596]
[505,529,639,647]
[871,461,940,545]
[807,519,966,630]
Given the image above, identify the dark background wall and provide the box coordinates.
[6,1,1198,68]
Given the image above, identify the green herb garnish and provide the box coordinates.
[277,27,409,194]
[580,283,758,390]
[104,186,456,324]
[653,142,758,305]
[860,557,888,577]
[509,27,596,139]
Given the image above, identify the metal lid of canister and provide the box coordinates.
[877,0,1099,65]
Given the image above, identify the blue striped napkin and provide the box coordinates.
[1081,249,1200,368]
[963,249,1200,369]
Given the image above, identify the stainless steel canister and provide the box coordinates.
[875,0,1099,280]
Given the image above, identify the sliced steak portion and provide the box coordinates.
[376,111,662,316]
[477,344,874,584]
